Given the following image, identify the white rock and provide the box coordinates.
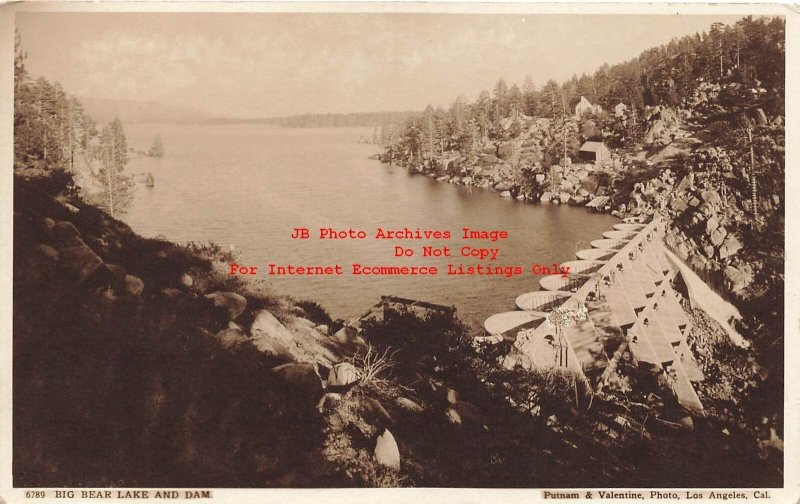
[328,362,360,388]
[125,274,144,296]
[395,397,423,412]
[251,310,294,346]
[374,429,400,469]
[180,273,194,287]
[445,408,462,426]
[249,310,298,360]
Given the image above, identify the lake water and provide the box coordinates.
[124,124,618,328]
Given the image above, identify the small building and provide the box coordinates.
[579,141,612,164]
[575,96,603,118]
[614,102,628,118]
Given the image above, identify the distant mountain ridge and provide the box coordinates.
[76,96,214,125]
[77,95,419,128]
[218,111,421,128]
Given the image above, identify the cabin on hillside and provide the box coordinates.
[574,96,603,118]
[579,141,611,164]
[614,102,628,118]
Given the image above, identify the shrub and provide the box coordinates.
[184,241,239,263]
[295,299,335,326]
[352,344,397,393]
[359,306,467,378]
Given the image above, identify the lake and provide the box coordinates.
[124,124,618,329]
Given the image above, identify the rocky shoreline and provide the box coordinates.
[380,101,782,307]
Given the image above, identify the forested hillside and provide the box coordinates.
[383,14,785,455]
[13,31,137,217]
[383,16,784,311]
[387,16,784,166]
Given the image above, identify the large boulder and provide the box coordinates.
[272,362,323,399]
[104,263,126,285]
[701,190,722,206]
[643,120,665,145]
[49,220,81,245]
[719,235,743,260]
[328,362,360,388]
[688,254,708,271]
[676,176,691,194]
[670,197,689,213]
[724,265,754,293]
[698,202,715,217]
[581,119,600,139]
[332,325,366,350]
[294,317,316,328]
[214,327,249,349]
[710,227,728,247]
[124,274,145,296]
[258,338,296,361]
[395,397,424,412]
[497,141,515,160]
[250,310,298,360]
[448,401,487,429]
[676,241,691,260]
[58,241,104,285]
[494,181,511,192]
[705,215,720,234]
[374,429,401,469]
[360,396,394,428]
[41,217,55,232]
[205,291,247,319]
[180,273,194,288]
[36,243,59,262]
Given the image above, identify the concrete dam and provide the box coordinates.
[484,216,704,413]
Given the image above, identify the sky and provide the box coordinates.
[17,12,746,118]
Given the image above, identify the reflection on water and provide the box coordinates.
[124,124,617,328]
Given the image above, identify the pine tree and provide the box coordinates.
[492,78,510,120]
[508,84,523,118]
[522,75,538,117]
[93,118,134,216]
[148,134,165,157]
[540,80,562,119]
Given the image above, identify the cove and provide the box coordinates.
[123,124,618,328]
